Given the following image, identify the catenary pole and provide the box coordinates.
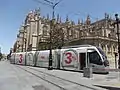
[33,0,63,70]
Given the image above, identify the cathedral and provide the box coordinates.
[12,9,119,68]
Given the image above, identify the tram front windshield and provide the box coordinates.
[97,47,109,66]
[88,49,103,65]
[97,47,107,60]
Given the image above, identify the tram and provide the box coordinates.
[10,45,109,73]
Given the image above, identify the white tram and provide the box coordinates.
[10,45,109,73]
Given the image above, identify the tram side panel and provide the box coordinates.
[53,50,60,68]
[26,51,35,66]
[10,53,15,64]
[33,51,39,67]
[35,50,58,68]
[14,53,19,64]
[36,50,49,67]
[15,52,25,65]
[60,48,80,70]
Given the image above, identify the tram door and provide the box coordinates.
[79,53,86,70]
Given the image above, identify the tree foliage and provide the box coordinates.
[46,20,65,49]
[0,53,2,60]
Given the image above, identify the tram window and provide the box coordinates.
[88,51,102,65]
[79,53,86,70]
[97,47,107,58]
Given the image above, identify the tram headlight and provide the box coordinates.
[104,60,109,66]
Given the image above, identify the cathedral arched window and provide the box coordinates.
[69,29,72,36]
[101,45,104,50]
[101,44,106,53]
[108,33,111,38]
[75,30,79,39]
[107,45,111,54]
[113,46,116,52]
[43,26,47,36]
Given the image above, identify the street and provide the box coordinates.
[0,60,120,90]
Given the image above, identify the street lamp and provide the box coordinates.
[17,34,20,52]
[33,0,63,70]
[23,38,27,65]
[115,14,120,69]
[114,52,118,69]
[48,0,63,70]
[0,47,1,53]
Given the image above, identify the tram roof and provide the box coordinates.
[62,45,94,49]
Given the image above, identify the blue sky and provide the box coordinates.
[0,0,120,54]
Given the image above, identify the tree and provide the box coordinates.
[46,20,65,49]
[0,53,2,60]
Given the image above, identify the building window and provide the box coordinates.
[101,45,104,50]
[43,26,47,36]
[69,29,72,36]
[107,45,111,54]
[108,33,111,38]
[75,31,78,39]
[32,23,36,33]
[113,46,116,52]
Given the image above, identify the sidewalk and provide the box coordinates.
[28,65,120,90]
[0,60,120,90]
[0,60,106,90]
[92,71,120,89]
[27,66,107,90]
[0,61,44,90]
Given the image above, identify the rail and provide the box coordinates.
[16,65,98,90]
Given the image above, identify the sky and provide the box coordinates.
[1,0,120,54]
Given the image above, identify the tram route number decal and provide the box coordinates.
[64,50,77,64]
[65,52,72,64]
[19,54,23,63]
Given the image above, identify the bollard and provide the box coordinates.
[83,67,93,78]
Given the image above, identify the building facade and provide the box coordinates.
[12,10,119,68]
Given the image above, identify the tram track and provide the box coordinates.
[15,65,67,90]
[27,66,97,89]
[15,65,103,90]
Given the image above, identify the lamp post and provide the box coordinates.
[24,38,27,65]
[17,34,20,52]
[33,0,63,70]
[115,14,120,69]
[114,52,118,69]
[0,47,1,61]
[49,0,63,70]
[0,47,1,53]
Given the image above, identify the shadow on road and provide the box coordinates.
[94,85,120,90]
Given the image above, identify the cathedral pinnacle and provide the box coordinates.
[105,13,109,19]
[57,14,59,22]
[60,17,62,23]
[35,7,41,16]
[86,15,91,25]
[66,15,69,22]
[47,14,49,20]
[71,20,75,25]
[78,19,80,24]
